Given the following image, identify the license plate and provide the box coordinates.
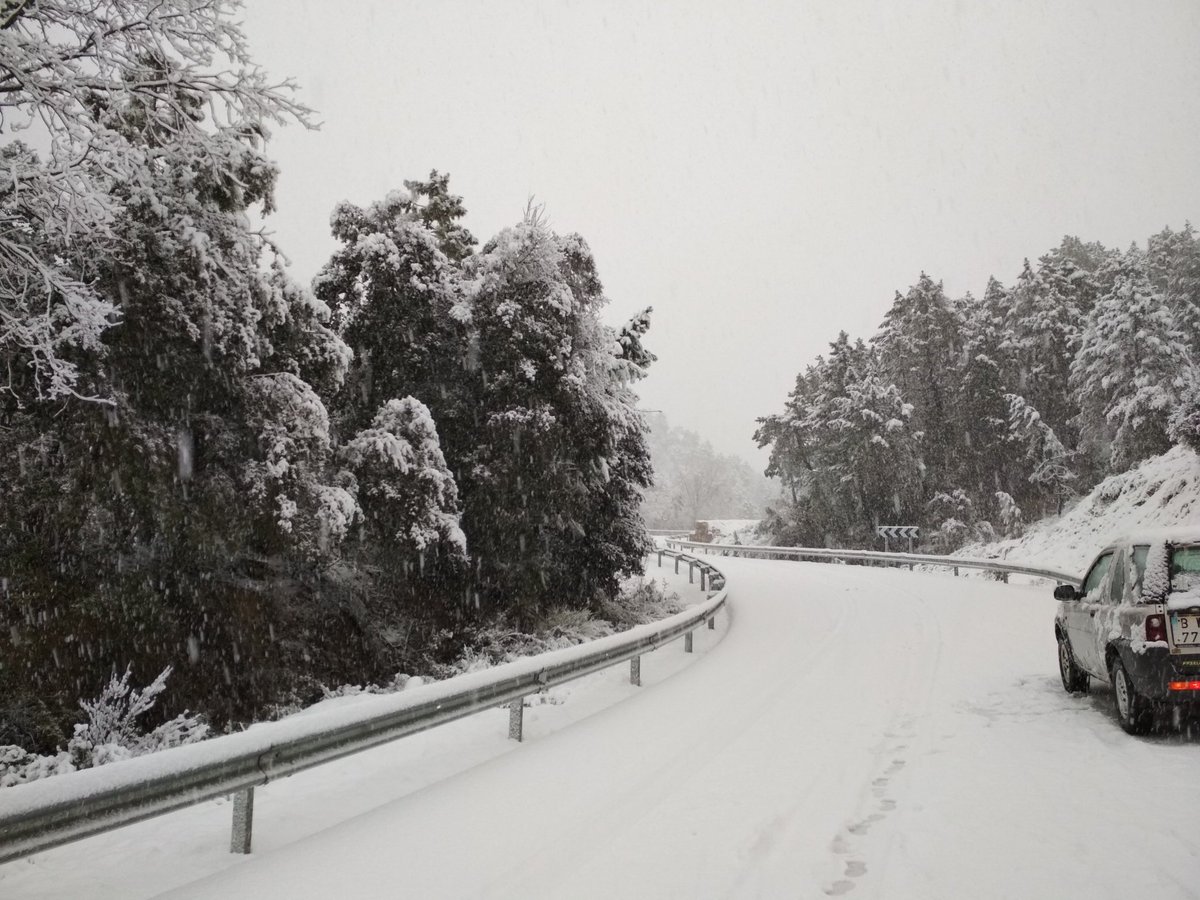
[1170,613,1200,646]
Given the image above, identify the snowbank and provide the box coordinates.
[695,519,766,545]
[961,444,1200,575]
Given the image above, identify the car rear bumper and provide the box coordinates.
[1120,645,1200,700]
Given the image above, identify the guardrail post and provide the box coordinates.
[1001,572,1009,584]
[708,616,715,630]
[230,788,254,854]
[953,566,959,577]
[684,630,694,653]
[630,656,641,686]
[508,697,524,742]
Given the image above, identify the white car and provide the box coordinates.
[1054,528,1200,734]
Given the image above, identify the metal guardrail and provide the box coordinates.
[0,551,727,865]
[665,539,1081,587]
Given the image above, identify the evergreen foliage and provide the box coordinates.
[758,226,1200,550]
[1070,250,1194,471]
[317,193,655,626]
[0,1,657,749]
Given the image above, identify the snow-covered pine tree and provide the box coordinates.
[756,366,821,505]
[1070,249,1196,471]
[951,279,1025,523]
[463,217,653,619]
[1005,394,1076,516]
[874,272,962,493]
[1169,379,1200,454]
[1000,258,1085,450]
[1147,224,1200,359]
[312,185,481,643]
[756,333,921,547]
[315,188,470,439]
[829,344,924,542]
[403,171,479,264]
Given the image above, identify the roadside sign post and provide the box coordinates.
[876,525,919,554]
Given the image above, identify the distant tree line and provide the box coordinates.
[757,231,1200,551]
[640,414,778,529]
[0,1,654,750]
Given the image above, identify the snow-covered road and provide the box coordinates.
[4,556,1198,899]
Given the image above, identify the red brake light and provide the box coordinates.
[1145,615,1167,643]
[1168,680,1200,691]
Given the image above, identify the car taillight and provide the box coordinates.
[1168,680,1200,691]
[1145,614,1167,643]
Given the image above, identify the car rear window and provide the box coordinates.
[1171,546,1200,576]
[1171,546,1200,596]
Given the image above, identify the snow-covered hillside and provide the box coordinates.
[963,445,1199,575]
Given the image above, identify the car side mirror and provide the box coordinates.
[1054,584,1080,601]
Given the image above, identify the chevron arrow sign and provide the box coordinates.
[875,525,919,540]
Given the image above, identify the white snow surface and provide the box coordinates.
[700,518,768,545]
[3,557,1198,899]
[961,444,1200,575]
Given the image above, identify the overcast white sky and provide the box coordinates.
[242,0,1200,467]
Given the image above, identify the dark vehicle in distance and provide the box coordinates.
[1054,529,1200,734]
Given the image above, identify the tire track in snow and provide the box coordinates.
[709,560,948,899]
[484,556,863,900]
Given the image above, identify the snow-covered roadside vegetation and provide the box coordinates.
[961,444,1199,575]
[0,1,660,758]
[1,667,208,788]
[757,231,1200,555]
[0,574,681,788]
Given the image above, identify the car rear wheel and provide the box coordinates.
[1110,657,1153,735]
[1057,636,1089,693]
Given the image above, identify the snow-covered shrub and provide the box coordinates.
[995,491,1023,536]
[0,666,208,788]
[0,745,76,788]
[68,665,209,769]
[600,577,684,628]
[935,517,970,550]
[926,490,977,552]
[971,519,998,544]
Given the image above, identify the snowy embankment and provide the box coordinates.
[0,562,722,900]
[6,555,1198,899]
[962,444,1199,575]
[703,518,768,545]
